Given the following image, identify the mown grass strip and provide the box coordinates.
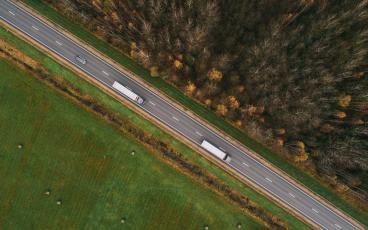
[17,0,368,226]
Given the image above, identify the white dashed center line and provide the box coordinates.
[289,193,295,198]
[172,116,179,121]
[56,40,63,46]
[242,162,249,167]
[8,11,15,16]
[265,177,272,183]
[102,70,109,76]
[195,131,203,136]
[32,25,39,31]
[312,208,319,213]
[149,101,156,106]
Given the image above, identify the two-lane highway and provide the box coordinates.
[0,1,362,229]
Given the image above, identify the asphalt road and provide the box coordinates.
[0,1,362,229]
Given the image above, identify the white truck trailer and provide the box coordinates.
[112,81,144,104]
[200,140,231,163]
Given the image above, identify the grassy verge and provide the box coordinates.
[0,59,266,229]
[0,25,310,229]
[19,0,368,225]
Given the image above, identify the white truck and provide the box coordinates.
[200,140,231,163]
[112,81,144,104]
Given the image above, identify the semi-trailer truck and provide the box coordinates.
[200,140,231,163]
[112,81,144,104]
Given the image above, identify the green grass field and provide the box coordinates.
[0,59,266,229]
[18,0,368,225]
[0,24,310,229]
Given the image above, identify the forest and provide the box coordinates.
[42,0,368,204]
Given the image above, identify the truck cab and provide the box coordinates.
[136,96,144,104]
[223,154,231,163]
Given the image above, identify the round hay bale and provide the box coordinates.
[131,151,135,156]
[44,189,51,196]
[120,217,126,224]
[204,225,209,230]
[237,223,242,229]
[56,199,62,205]
[17,144,23,149]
